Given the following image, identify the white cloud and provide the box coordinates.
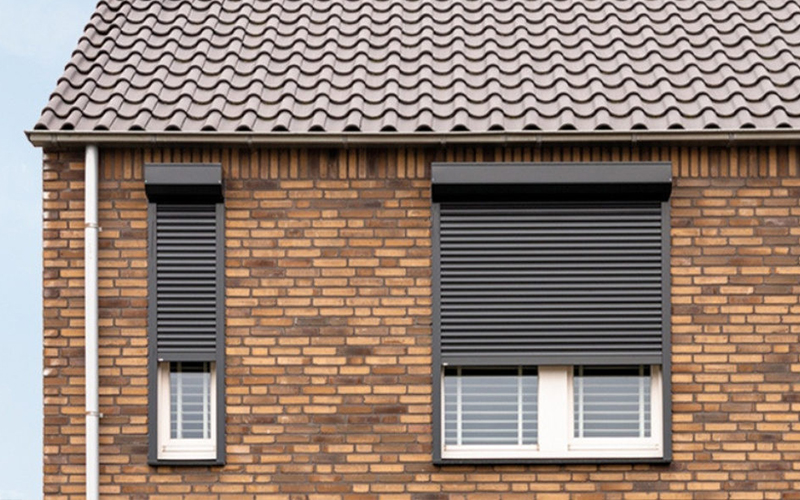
[0,0,97,66]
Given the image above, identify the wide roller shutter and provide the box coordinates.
[154,204,221,360]
[432,162,671,368]
[438,202,666,365]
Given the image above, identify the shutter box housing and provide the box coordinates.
[144,163,223,202]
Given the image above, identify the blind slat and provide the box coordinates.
[444,367,538,447]
[574,366,652,438]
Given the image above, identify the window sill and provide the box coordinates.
[439,439,669,465]
[434,455,672,466]
[567,441,663,459]
[148,456,225,467]
[150,440,222,467]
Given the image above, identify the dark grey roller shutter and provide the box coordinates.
[437,202,667,366]
[154,203,221,360]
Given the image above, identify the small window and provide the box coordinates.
[157,362,217,460]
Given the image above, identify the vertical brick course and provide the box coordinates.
[43,145,800,498]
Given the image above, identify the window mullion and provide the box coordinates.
[537,366,569,455]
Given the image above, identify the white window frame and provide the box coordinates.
[567,365,663,459]
[441,365,663,460]
[157,362,217,461]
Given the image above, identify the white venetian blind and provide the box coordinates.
[573,366,651,438]
[444,367,538,446]
[170,362,212,440]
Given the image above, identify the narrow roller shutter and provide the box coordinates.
[154,204,221,360]
[145,163,225,465]
[438,202,665,366]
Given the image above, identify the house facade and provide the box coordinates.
[31,1,800,498]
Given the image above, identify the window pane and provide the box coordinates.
[574,366,651,438]
[170,362,212,439]
[444,367,537,446]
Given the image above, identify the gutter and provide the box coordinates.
[25,129,800,148]
[84,145,100,500]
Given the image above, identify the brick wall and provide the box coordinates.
[43,144,800,498]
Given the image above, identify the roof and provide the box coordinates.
[33,0,800,135]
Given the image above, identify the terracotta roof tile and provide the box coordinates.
[34,0,800,133]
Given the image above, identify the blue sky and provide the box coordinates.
[0,1,98,498]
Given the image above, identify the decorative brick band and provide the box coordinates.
[95,145,800,182]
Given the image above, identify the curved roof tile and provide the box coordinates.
[34,0,800,133]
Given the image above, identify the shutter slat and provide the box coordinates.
[443,269,662,277]
[444,324,661,330]
[439,205,662,215]
[443,277,660,284]
[442,284,662,291]
[438,202,665,365]
[155,204,219,357]
[444,301,661,307]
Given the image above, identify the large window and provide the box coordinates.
[431,162,672,462]
[145,164,225,465]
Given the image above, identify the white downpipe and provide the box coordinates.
[84,144,99,500]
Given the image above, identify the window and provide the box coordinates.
[145,164,225,465]
[431,162,672,462]
[441,365,662,460]
[568,365,663,458]
[157,362,216,460]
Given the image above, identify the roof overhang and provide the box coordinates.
[25,129,800,149]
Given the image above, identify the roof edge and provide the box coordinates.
[25,129,800,149]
